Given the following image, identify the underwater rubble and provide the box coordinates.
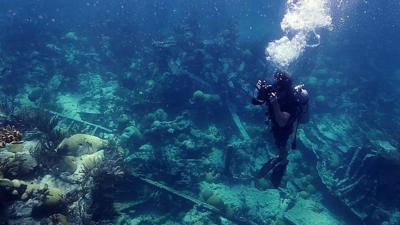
[0,109,125,225]
[0,18,399,225]
[299,114,400,225]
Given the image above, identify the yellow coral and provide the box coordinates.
[62,156,78,173]
[6,144,24,153]
[11,179,23,188]
[192,90,221,103]
[1,178,64,208]
[201,188,214,201]
[56,134,107,156]
[224,204,236,218]
[0,178,14,188]
[81,150,104,171]
[51,213,69,225]
[44,187,64,207]
[206,194,225,210]
[21,182,40,200]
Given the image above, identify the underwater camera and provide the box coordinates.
[253,80,277,102]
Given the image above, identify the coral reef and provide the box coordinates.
[0,178,66,213]
[285,199,342,225]
[55,133,107,156]
[191,90,221,104]
[0,125,23,147]
[119,123,143,148]
[0,125,124,225]
[0,150,37,179]
[299,113,400,224]
[0,5,398,225]
[320,145,400,224]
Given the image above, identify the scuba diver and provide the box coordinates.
[252,71,309,187]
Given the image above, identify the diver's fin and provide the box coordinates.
[270,159,288,188]
[256,157,280,178]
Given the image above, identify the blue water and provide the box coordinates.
[0,1,399,225]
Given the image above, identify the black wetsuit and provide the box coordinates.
[253,89,298,148]
[252,88,299,187]
[268,93,298,147]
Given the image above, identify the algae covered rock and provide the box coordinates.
[61,156,78,173]
[31,185,66,218]
[6,143,25,153]
[65,31,78,41]
[0,178,15,192]
[284,199,342,225]
[116,113,131,130]
[189,125,224,151]
[192,90,221,104]
[145,115,192,137]
[43,187,64,207]
[80,150,104,170]
[0,151,37,179]
[0,178,65,209]
[46,213,69,225]
[71,150,105,180]
[120,125,143,147]
[224,203,237,218]
[202,191,237,218]
[200,182,283,221]
[21,181,41,200]
[205,193,225,210]
[28,87,45,102]
[144,108,168,122]
[201,188,214,201]
[182,206,213,225]
[55,134,107,156]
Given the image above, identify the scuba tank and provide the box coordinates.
[294,84,309,124]
[291,84,309,150]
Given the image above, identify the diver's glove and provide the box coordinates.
[252,80,268,105]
